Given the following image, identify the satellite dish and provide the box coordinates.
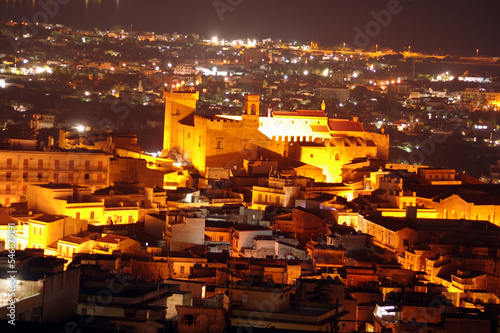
[196,313,208,327]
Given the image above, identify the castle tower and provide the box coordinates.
[163,90,199,155]
[242,94,260,127]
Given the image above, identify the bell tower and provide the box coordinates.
[162,89,199,156]
[242,94,260,126]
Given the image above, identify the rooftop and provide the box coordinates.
[328,119,365,132]
[272,110,326,118]
[232,224,271,232]
[96,234,130,244]
[30,214,65,223]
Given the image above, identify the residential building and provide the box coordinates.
[0,149,110,206]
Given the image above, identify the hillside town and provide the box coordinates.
[0,21,500,332]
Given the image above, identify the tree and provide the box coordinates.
[306,279,333,304]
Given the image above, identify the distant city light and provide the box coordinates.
[84,91,90,96]
[0,79,5,89]
[76,125,85,132]
[303,70,308,76]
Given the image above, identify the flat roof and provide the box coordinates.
[30,214,65,223]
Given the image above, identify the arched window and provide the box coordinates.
[184,314,194,326]
[335,153,340,161]
[251,104,256,115]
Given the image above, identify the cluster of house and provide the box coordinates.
[0,155,499,331]
[0,93,498,332]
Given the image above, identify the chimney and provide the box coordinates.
[406,206,417,221]
[353,116,359,122]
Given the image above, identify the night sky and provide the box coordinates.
[1,0,499,56]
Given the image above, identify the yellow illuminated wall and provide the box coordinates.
[163,92,389,180]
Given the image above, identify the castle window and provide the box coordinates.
[216,138,223,149]
[251,104,256,115]
[335,153,340,161]
[187,132,190,139]
[310,154,314,158]
[198,136,202,147]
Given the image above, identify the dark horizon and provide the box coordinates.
[1,0,499,56]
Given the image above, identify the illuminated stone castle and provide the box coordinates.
[163,91,389,182]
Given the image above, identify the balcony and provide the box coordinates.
[0,165,18,171]
[82,166,107,172]
[81,179,108,186]
[23,166,52,171]
[22,177,50,183]
[0,177,17,182]
[0,191,17,196]
[53,165,77,171]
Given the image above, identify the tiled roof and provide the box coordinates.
[60,235,91,245]
[296,110,327,117]
[310,125,330,133]
[364,215,409,232]
[272,110,326,117]
[329,120,365,132]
